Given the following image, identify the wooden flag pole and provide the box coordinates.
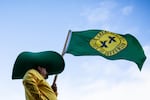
[52,30,72,85]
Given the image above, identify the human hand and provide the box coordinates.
[51,83,58,96]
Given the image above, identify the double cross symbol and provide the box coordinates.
[100,36,116,48]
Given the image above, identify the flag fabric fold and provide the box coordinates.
[65,30,146,70]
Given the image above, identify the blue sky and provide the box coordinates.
[0,0,150,100]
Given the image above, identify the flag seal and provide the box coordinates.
[90,30,127,56]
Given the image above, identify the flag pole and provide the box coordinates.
[52,30,72,85]
[61,30,72,56]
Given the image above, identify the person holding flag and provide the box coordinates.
[12,51,65,100]
[23,66,58,100]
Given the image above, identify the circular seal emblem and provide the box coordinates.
[89,30,127,56]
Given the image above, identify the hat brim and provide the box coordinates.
[12,51,65,79]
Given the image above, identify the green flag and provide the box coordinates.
[65,30,146,70]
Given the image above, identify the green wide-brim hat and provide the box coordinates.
[12,51,65,79]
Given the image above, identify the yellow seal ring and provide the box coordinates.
[90,30,127,56]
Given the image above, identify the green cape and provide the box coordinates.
[12,51,65,79]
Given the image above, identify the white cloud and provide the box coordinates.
[121,6,133,15]
[81,1,117,25]
[58,45,150,100]
[80,1,135,31]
